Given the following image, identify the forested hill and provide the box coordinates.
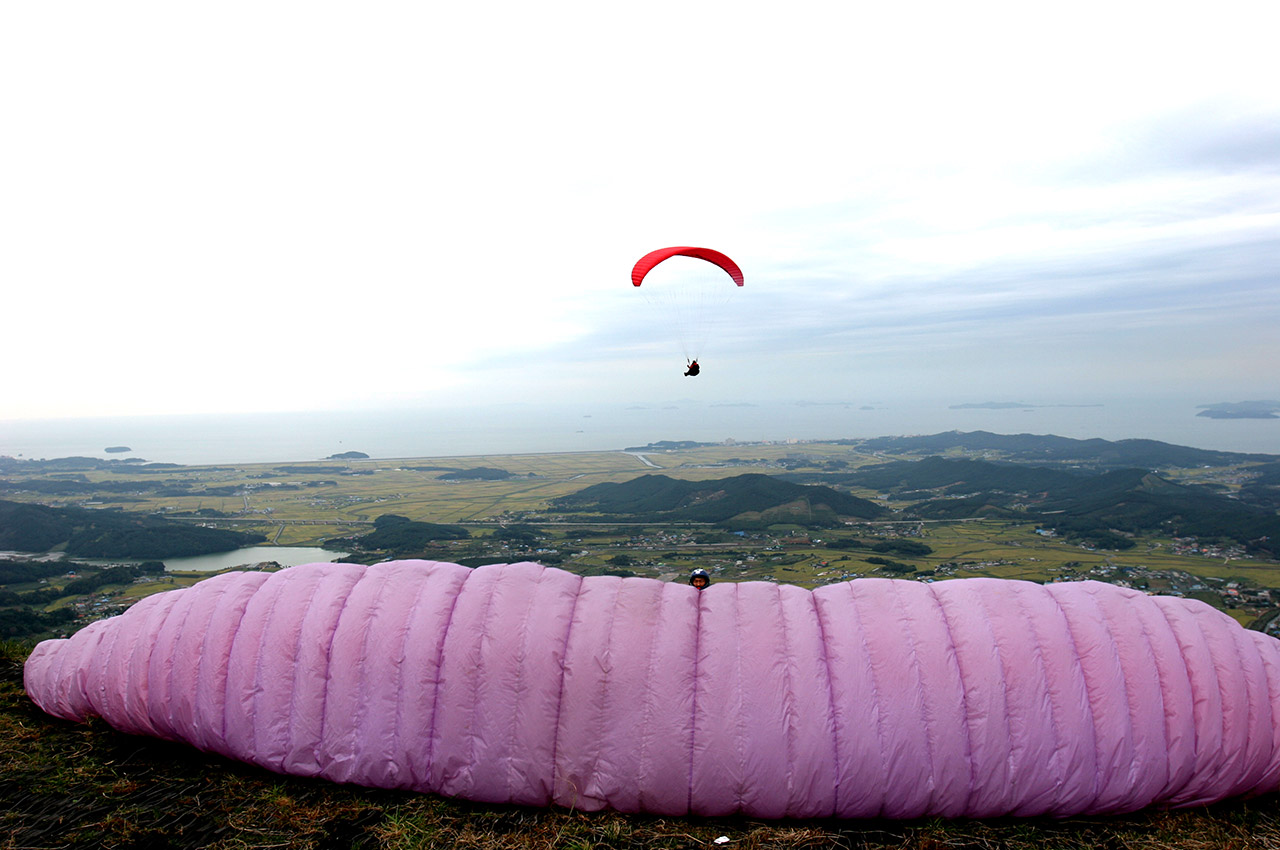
[0,499,265,559]
[551,473,885,526]
[831,455,1082,495]
[856,431,1275,469]
[805,457,1279,557]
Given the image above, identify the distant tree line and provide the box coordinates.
[0,559,166,639]
[436,468,514,481]
[828,538,934,557]
[864,556,915,574]
[0,560,68,585]
[491,525,542,544]
[0,606,76,638]
[328,514,471,556]
[0,500,264,558]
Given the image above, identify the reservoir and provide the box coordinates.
[164,546,349,573]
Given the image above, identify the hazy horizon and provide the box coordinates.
[3,395,1276,466]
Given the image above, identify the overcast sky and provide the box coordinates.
[3,1,1278,421]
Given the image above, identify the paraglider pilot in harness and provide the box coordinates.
[684,360,700,377]
[689,568,710,589]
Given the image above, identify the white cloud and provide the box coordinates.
[2,1,1279,420]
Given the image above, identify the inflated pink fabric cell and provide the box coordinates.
[24,561,1280,817]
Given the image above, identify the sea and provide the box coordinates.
[2,397,1277,465]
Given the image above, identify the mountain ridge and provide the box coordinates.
[856,430,1274,468]
[551,472,885,527]
[825,457,1279,557]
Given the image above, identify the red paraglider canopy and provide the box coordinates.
[631,247,744,287]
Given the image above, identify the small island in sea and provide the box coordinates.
[103,446,131,453]
[950,402,1035,410]
[1197,401,1280,420]
[950,402,1105,410]
[326,451,370,459]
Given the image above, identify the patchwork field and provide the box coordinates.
[4,441,1278,629]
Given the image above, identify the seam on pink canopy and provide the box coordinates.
[312,570,356,769]
[424,564,471,783]
[1116,583,1174,798]
[810,590,842,818]
[731,583,746,813]
[1008,582,1067,815]
[1054,583,1133,812]
[218,574,269,748]
[889,580,940,815]
[1043,583,1104,811]
[636,579,668,813]
[390,567,435,788]
[686,579,705,814]
[1142,592,1196,802]
[926,580,978,814]
[282,567,334,770]
[549,569,585,805]
[838,581,892,817]
[772,583,799,816]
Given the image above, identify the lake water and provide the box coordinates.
[163,546,349,573]
[1,397,1277,466]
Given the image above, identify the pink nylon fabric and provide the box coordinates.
[23,561,1280,817]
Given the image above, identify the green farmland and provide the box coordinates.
[3,441,1278,627]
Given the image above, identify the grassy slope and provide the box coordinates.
[4,639,1280,850]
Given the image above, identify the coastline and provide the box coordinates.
[3,398,1277,466]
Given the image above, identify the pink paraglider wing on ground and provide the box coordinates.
[23,561,1280,818]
